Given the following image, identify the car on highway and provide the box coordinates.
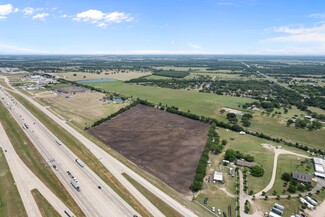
[212,207,215,212]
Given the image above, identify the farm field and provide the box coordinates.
[86,81,253,117]
[88,104,210,194]
[55,71,151,81]
[35,91,128,129]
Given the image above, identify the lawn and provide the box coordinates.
[31,189,60,217]
[0,149,27,217]
[196,187,236,217]
[268,155,314,195]
[87,81,253,117]
[218,128,275,194]
[254,198,302,216]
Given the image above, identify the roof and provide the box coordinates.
[235,160,256,168]
[315,172,325,178]
[268,212,282,217]
[313,158,323,165]
[315,164,325,173]
[292,171,312,183]
[213,171,223,181]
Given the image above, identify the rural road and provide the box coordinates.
[255,144,310,196]
[1,76,196,216]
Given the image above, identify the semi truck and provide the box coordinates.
[71,179,80,192]
[306,196,317,206]
[75,158,85,167]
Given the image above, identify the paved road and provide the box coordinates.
[0,77,197,217]
[0,122,72,217]
[0,87,140,217]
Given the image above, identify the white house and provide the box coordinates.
[213,171,223,182]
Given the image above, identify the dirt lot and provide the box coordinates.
[88,104,210,194]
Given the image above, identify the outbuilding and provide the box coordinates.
[213,171,223,182]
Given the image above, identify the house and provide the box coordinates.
[213,171,223,182]
[292,171,312,184]
[235,160,256,168]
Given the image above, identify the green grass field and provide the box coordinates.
[87,81,253,117]
[31,189,60,217]
[0,149,27,217]
[0,101,85,217]
[254,198,302,216]
[268,155,313,195]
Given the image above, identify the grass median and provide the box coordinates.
[0,148,27,217]
[31,189,60,217]
[10,90,153,217]
[0,102,85,217]
[122,172,183,217]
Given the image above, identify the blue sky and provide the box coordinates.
[0,0,325,55]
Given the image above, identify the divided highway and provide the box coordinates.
[0,86,140,217]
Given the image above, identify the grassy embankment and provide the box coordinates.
[0,148,27,217]
[31,189,60,217]
[9,91,153,217]
[0,101,85,216]
[122,173,183,217]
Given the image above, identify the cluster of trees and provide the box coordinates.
[250,165,264,177]
[241,113,253,127]
[294,118,323,130]
[190,123,221,192]
[281,173,313,193]
[224,149,255,162]
[152,70,190,78]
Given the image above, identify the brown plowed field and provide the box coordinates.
[88,104,210,194]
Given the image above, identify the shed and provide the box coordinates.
[235,160,256,168]
[213,171,223,182]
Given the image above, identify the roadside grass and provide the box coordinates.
[0,102,85,217]
[87,81,253,116]
[196,187,236,217]
[218,128,275,194]
[0,148,27,217]
[268,155,314,195]
[31,189,60,217]
[122,173,183,217]
[254,198,301,216]
[10,91,153,217]
[0,78,13,90]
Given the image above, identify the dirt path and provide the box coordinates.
[255,144,310,196]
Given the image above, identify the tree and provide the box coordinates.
[221,139,228,146]
[281,172,292,182]
[297,183,305,192]
[276,195,280,200]
[227,113,237,123]
[190,181,203,192]
[245,154,255,162]
[287,184,297,193]
[224,149,237,162]
[251,165,264,177]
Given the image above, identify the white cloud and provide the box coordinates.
[0,43,50,54]
[188,42,202,49]
[32,13,49,21]
[0,4,13,19]
[308,13,325,19]
[74,9,133,27]
[264,24,325,43]
[22,7,44,16]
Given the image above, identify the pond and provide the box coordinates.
[112,98,124,103]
